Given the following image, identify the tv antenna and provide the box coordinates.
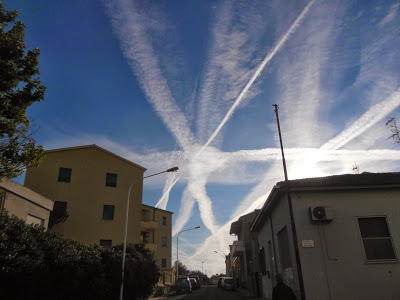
[352,162,359,174]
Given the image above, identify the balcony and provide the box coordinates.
[232,240,244,257]
[145,243,157,252]
[141,221,158,230]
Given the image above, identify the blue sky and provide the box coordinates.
[5,0,400,275]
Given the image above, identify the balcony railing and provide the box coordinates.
[232,240,244,257]
[141,221,158,230]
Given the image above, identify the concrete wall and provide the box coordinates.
[24,146,145,246]
[292,188,400,300]
[0,178,53,230]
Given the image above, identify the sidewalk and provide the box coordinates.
[236,286,268,299]
[148,288,176,300]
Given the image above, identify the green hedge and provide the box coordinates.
[0,211,159,299]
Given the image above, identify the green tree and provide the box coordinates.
[174,260,189,277]
[0,3,45,179]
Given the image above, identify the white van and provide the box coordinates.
[221,277,235,290]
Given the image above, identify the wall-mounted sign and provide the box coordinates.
[302,240,315,248]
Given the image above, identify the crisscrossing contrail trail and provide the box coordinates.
[195,0,317,157]
[156,0,317,227]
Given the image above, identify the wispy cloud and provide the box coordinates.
[103,0,195,152]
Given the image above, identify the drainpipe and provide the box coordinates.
[270,215,278,278]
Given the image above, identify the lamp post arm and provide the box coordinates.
[176,226,200,281]
[120,167,178,300]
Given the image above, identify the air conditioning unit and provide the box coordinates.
[309,206,334,223]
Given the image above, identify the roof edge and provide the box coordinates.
[142,203,173,214]
[0,178,54,211]
[45,144,146,171]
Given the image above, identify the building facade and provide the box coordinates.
[0,178,54,230]
[250,173,400,300]
[24,145,146,247]
[24,145,175,272]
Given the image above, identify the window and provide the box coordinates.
[58,167,72,182]
[100,240,112,248]
[358,217,396,261]
[267,241,274,279]
[277,226,292,269]
[258,246,267,275]
[49,201,69,229]
[162,216,167,226]
[162,258,167,268]
[102,205,115,220]
[106,173,117,187]
[162,236,167,247]
[141,231,149,243]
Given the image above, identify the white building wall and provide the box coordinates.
[292,188,400,300]
[257,193,302,299]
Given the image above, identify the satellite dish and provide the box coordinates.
[313,206,326,220]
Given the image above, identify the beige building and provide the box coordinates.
[250,172,400,300]
[0,177,54,230]
[141,204,174,279]
[24,145,173,271]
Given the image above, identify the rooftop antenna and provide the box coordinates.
[352,162,359,174]
[272,104,305,300]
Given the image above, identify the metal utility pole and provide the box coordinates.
[273,104,288,181]
[272,104,305,300]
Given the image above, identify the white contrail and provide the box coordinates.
[224,148,400,162]
[155,175,180,210]
[321,88,400,150]
[196,0,317,157]
[187,180,219,235]
[172,0,317,232]
[172,188,196,236]
[104,1,195,152]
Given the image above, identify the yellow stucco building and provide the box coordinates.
[24,144,173,270]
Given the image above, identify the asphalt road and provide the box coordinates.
[164,285,252,300]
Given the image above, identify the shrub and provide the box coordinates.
[0,211,159,299]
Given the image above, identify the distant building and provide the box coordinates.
[229,209,260,292]
[226,245,234,278]
[24,144,173,271]
[141,204,174,284]
[0,177,54,230]
[250,172,400,300]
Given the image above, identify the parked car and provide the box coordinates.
[189,278,199,289]
[176,277,192,294]
[221,277,235,290]
[189,275,201,287]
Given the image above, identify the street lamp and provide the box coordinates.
[214,251,226,258]
[176,226,200,280]
[202,261,204,274]
[120,167,179,300]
